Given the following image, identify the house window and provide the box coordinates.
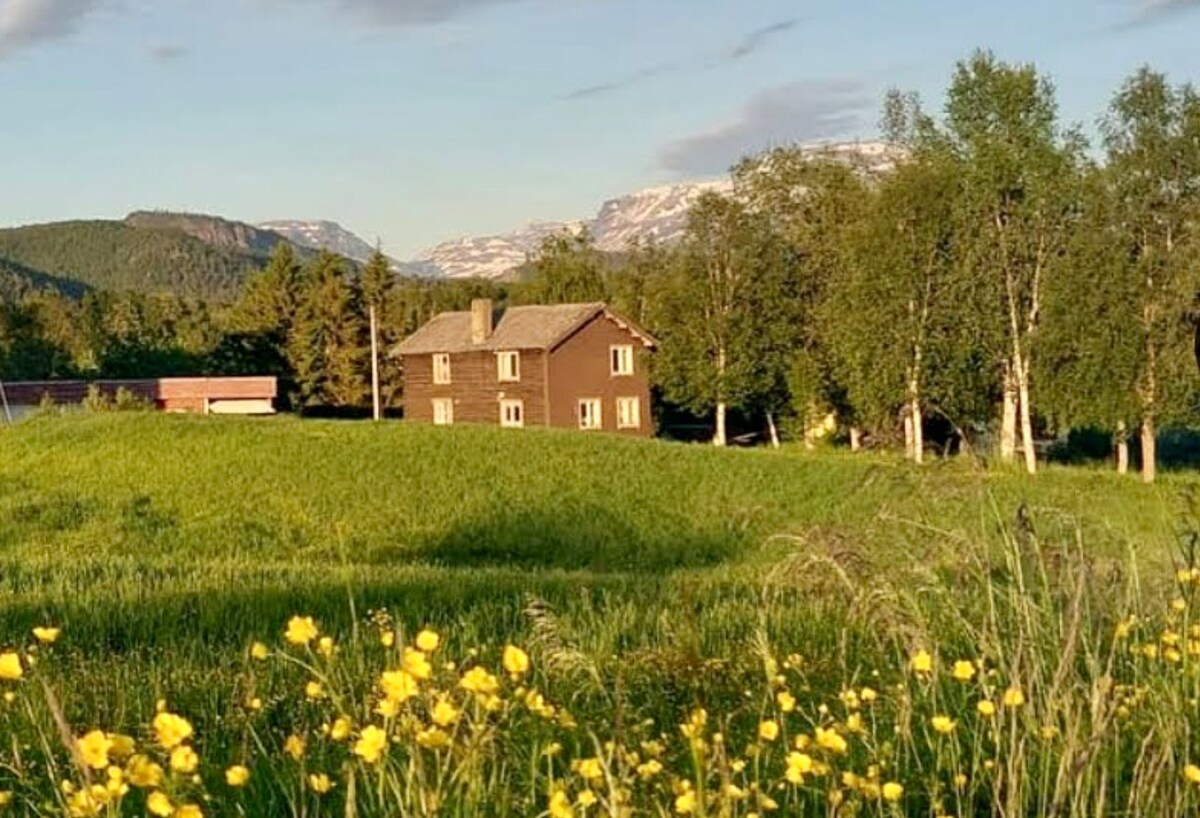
[578,398,603,431]
[497,351,521,383]
[611,345,634,376]
[432,353,452,385]
[432,398,454,426]
[616,397,641,429]
[500,399,524,428]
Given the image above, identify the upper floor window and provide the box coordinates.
[497,351,521,383]
[579,398,603,431]
[611,345,634,376]
[433,353,452,385]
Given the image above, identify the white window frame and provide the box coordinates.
[610,345,634,376]
[496,351,521,383]
[432,398,454,426]
[432,353,452,385]
[578,398,603,431]
[499,399,525,429]
[616,396,641,429]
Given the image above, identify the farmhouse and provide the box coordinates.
[0,377,278,421]
[395,300,656,435]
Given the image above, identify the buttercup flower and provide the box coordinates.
[503,645,530,676]
[354,725,389,764]
[152,713,193,750]
[32,627,60,644]
[0,653,23,681]
[169,746,199,774]
[146,791,173,817]
[225,765,250,787]
[910,650,933,674]
[882,782,904,802]
[416,630,440,653]
[308,774,333,794]
[952,660,977,681]
[285,616,319,646]
[1003,687,1026,708]
[77,731,112,770]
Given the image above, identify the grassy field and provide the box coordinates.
[1,414,1198,816]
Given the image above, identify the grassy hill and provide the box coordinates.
[0,414,1192,816]
[0,218,271,301]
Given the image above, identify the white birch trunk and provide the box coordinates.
[903,411,914,461]
[849,427,863,452]
[1000,369,1017,464]
[1142,416,1156,484]
[766,413,780,450]
[1116,421,1129,475]
[713,345,727,447]
[1017,361,1037,475]
[910,398,924,465]
[713,402,727,447]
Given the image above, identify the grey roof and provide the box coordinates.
[394,302,654,356]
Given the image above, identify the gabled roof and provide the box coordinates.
[393,302,656,356]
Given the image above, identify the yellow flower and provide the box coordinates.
[951,660,977,682]
[247,697,263,711]
[305,681,324,700]
[0,791,11,806]
[1003,687,1026,708]
[1184,763,1200,785]
[977,699,996,717]
[76,730,112,770]
[169,746,199,774]
[460,666,500,696]
[317,637,335,657]
[910,649,933,674]
[380,631,395,648]
[776,691,796,712]
[860,687,877,703]
[329,717,352,741]
[0,653,23,681]
[126,755,164,788]
[416,629,440,653]
[882,781,904,802]
[675,789,697,814]
[32,627,61,644]
[814,727,848,754]
[431,698,460,727]
[175,805,202,818]
[575,758,604,782]
[846,713,864,733]
[931,715,956,734]
[225,765,250,787]
[353,725,389,764]
[250,642,269,660]
[416,727,451,749]
[147,791,173,817]
[284,616,319,646]
[578,788,598,808]
[380,669,419,703]
[375,698,399,718]
[1173,598,1188,612]
[152,712,193,750]
[548,789,575,818]
[402,648,432,680]
[758,720,779,742]
[786,752,813,784]
[284,734,306,761]
[637,759,663,779]
[308,774,333,794]
[503,645,530,676]
[954,773,968,789]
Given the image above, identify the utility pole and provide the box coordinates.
[370,303,382,422]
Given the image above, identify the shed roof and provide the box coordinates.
[394,302,655,356]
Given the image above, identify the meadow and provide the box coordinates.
[1,413,1199,817]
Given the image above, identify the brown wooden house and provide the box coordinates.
[394,300,656,435]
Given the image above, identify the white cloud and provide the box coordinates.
[0,0,100,58]
[660,79,872,175]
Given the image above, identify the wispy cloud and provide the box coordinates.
[659,79,872,175]
[1117,0,1200,27]
[0,0,101,59]
[306,0,524,27]
[148,43,189,62]
[563,16,800,101]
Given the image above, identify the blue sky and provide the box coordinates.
[0,0,1197,258]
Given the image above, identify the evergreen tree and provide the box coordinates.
[288,252,368,409]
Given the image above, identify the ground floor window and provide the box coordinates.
[616,396,640,429]
[432,398,454,426]
[578,398,602,431]
[500,399,524,428]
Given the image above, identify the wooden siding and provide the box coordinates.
[547,314,653,436]
[402,349,549,426]
[1,378,277,414]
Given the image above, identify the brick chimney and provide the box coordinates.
[470,299,494,345]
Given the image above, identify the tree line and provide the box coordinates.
[2,52,1199,480]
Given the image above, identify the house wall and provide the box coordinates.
[547,315,653,436]
[402,349,548,426]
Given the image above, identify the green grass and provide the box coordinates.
[0,413,1197,816]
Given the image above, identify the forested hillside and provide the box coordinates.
[0,219,268,300]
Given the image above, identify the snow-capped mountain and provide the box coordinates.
[258,220,384,266]
[410,140,901,280]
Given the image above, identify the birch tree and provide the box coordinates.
[1100,69,1200,482]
